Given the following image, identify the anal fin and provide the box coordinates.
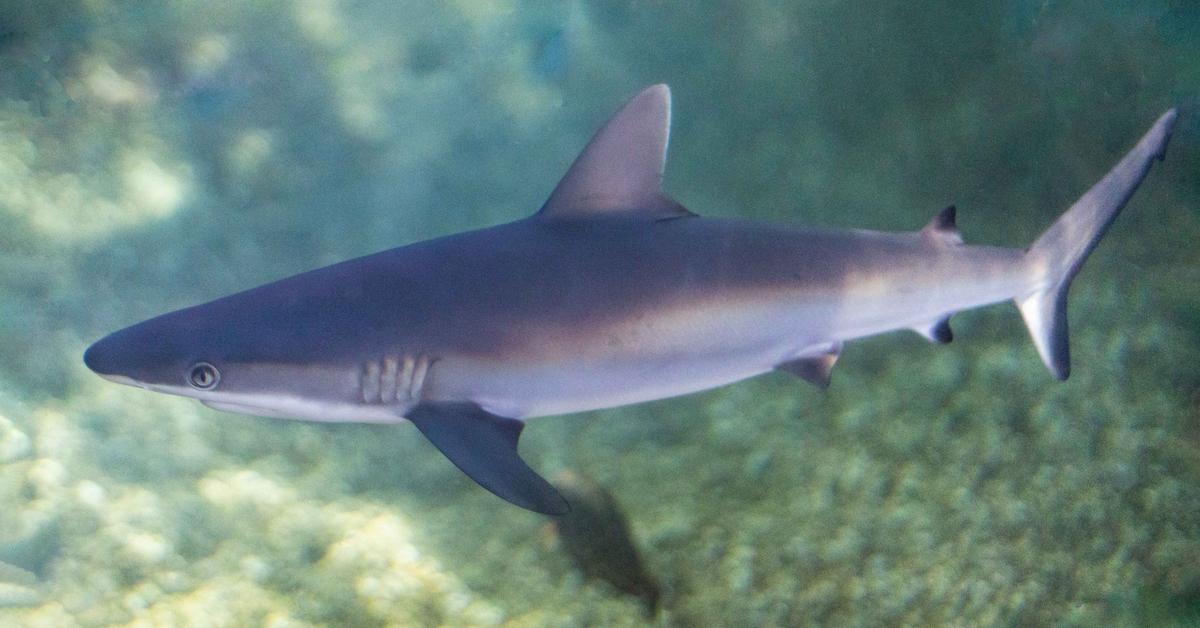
[777,343,842,388]
[406,402,569,515]
[912,316,954,344]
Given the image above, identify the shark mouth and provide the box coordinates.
[200,399,301,420]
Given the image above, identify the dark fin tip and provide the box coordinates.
[936,205,957,231]
[922,205,963,245]
[933,318,953,343]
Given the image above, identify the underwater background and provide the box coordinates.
[1,0,1198,625]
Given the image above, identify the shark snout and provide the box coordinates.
[83,329,147,386]
[83,334,123,377]
[84,317,210,389]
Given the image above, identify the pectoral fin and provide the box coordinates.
[406,402,569,515]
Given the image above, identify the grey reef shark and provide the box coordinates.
[85,85,1177,515]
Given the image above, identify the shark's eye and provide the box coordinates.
[188,362,220,390]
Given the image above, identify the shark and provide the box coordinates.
[84,85,1177,514]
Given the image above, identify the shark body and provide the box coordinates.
[84,86,1177,514]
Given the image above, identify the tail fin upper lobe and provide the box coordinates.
[1018,109,1178,380]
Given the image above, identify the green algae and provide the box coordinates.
[0,0,1197,625]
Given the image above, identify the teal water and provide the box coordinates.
[1,1,1198,625]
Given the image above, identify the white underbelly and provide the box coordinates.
[202,395,406,424]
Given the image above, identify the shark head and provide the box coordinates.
[85,305,220,390]
[83,288,372,422]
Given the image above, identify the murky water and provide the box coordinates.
[1,1,1197,625]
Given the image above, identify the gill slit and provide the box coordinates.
[359,353,434,405]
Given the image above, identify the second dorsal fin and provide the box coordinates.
[921,205,963,245]
[537,84,693,221]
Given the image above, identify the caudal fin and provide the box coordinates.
[1018,108,1177,380]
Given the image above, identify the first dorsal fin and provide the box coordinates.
[921,205,963,245]
[537,84,693,220]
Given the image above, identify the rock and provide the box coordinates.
[0,515,61,578]
[0,415,31,464]
[0,581,41,608]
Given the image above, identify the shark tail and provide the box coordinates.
[1017,108,1177,380]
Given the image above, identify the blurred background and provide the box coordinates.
[0,0,1197,625]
